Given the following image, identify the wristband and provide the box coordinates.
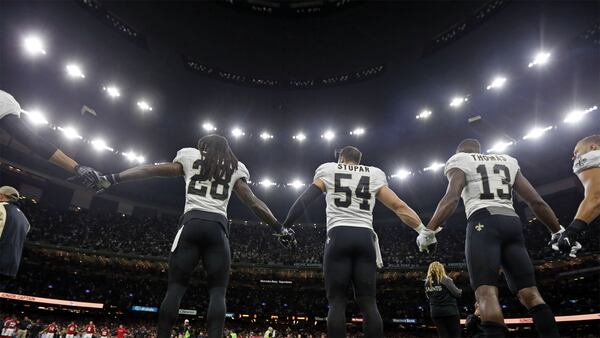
[107,173,122,184]
[414,224,426,233]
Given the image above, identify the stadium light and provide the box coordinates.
[65,63,85,79]
[350,127,365,136]
[137,100,153,112]
[487,140,514,153]
[564,106,598,124]
[528,52,551,68]
[416,110,432,120]
[103,85,121,98]
[486,76,507,90]
[523,126,553,140]
[260,131,274,140]
[231,127,245,138]
[424,162,445,172]
[123,151,145,164]
[293,132,307,142]
[259,178,277,188]
[449,96,468,108]
[392,169,412,180]
[58,126,82,140]
[22,109,49,126]
[91,138,114,152]
[22,35,46,56]
[287,179,306,189]
[321,130,335,141]
[202,122,217,132]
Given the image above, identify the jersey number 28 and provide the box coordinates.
[334,173,371,210]
[187,160,230,200]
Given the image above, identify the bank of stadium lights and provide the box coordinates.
[22,35,47,56]
[287,179,305,189]
[392,169,412,180]
[91,138,114,152]
[202,122,217,132]
[449,96,468,108]
[487,141,514,153]
[350,128,365,136]
[424,162,445,172]
[21,109,49,126]
[103,85,121,99]
[321,130,335,141]
[57,126,82,140]
[563,106,598,124]
[523,126,553,140]
[293,133,307,142]
[416,110,432,120]
[65,63,85,79]
[258,178,277,188]
[122,151,145,164]
[486,76,507,90]
[260,132,274,140]
[136,100,153,112]
[528,52,551,68]
[231,127,245,138]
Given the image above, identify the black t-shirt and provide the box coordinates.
[18,320,31,330]
[425,276,461,317]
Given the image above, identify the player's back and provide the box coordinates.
[314,162,388,231]
[174,148,249,217]
[445,152,520,218]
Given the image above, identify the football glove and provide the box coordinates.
[70,165,103,189]
[94,174,121,193]
[552,220,586,258]
[416,225,441,253]
[274,227,297,249]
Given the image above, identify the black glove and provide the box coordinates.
[94,174,122,193]
[273,227,297,249]
[71,165,103,189]
[553,219,586,257]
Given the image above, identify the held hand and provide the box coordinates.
[94,174,121,193]
[548,225,565,248]
[416,227,438,253]
[273,227,297,249]
[70,165,103,190]
[552,220,586,258]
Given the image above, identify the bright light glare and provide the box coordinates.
[137,100,153,111]
[528,52,551,68]
[58,126,82,140]
[416,110,432,120]
[91,138,114,152]
[103,85,121,98]
[563,106,598,124]
[202,122,217,132]
[424,162,445,172]
[22,109,49,125]
[487,141,514,153]
[350,128,365,136]
[123,151,145,164]
[523,126,553,140]
[293,133,307,142]
[260,132,274,140]
[232,127,245,138]
[449,96,468,108]
[287,179,305,189]
[392,169,412,180]
[65,64,85,78]
[23,35,46,55]
[259,178,277,188]
[486,76,507,90]
[321,130,335,141]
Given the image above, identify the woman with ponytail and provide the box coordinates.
[425,261,462,337]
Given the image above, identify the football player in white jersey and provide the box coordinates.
[282,146,431,338]
[552,134,600,255]
[424,139,561,338]
[0,89,101,186]
[94,134,295,338]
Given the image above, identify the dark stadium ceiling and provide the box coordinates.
[1,1,599,217]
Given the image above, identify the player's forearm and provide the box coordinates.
[393,203,422,229]
[426,194,460,231]
[118,164,178,182]
[574,193,600,223]
[528,200,561,233]
[283,184,322,228]
[248,198,282,232]
[49,150,78,173]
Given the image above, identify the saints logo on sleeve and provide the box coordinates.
[573,150,600,174]
[173,148,249,217]
[445,153,520,218]
[314,162,388,231]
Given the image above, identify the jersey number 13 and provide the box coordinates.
[476,164,512,200]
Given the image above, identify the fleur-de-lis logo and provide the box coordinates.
[475,223,485,232]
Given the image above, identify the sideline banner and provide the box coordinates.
[0,292,104,309]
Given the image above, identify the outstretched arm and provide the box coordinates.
[282,180,325,228]
[376,186,422,229]
[233,178,282,233]
[107,162,184,183]
[426,168,466,231]
[573,169,600,224]
[513,171,561,233]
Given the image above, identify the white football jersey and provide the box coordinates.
[173,148,249,216]
[0,90,21,119]
[314,162,388,231]
[445,152,520,218]
[573,150,600,174]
